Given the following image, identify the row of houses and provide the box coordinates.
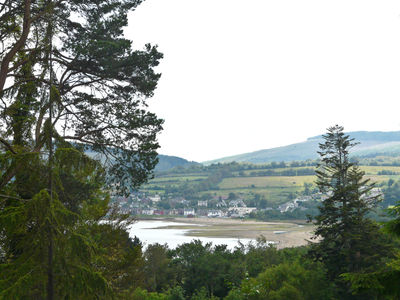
[277,188,384,213]
[125,207,256,218]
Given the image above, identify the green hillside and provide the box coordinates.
[155,155,200,172]
[141,159,400,206]
[204,131,400,164]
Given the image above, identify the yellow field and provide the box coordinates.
[360,165,400,175]
[218,176,315,189]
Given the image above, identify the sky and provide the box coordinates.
[125,0,400,162]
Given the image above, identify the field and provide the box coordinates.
[141,163,400,205]
[219,176,315,189]
[360,165,400,174]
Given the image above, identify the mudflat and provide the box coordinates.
[156,217,315,249]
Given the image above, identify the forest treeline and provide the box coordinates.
[119,239,334,300]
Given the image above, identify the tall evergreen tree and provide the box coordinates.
[0,0,161,298]
[309,125,391,299]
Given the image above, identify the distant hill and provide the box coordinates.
[155,155,199,172]
[204,131,400,165]
[83,147,199,173]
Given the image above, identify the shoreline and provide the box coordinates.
[137,217,315,249]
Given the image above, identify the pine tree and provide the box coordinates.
[0,0,163,194]
[0,0,159,298]
[309,125,391,299]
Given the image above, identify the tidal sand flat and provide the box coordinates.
[129,220,253,249]
[152,218,315,249]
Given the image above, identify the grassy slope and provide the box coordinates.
[140,165,400,205]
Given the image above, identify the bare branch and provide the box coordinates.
[0,137,16,154]
[0,0,31,93]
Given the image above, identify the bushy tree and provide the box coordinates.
[143,243,175,293]
[225,260,334,300]
[170,240,246,299]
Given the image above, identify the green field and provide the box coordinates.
[141,162,400,205]
[148,175,207,183]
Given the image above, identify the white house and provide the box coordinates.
[278,201,298,213]
[228,199,246,208]
[228,207,257,217]
[142,208,155,215]
[149,195,161,202]
[207,210,224,218]
[184,208,196,217]
[198,200,208,207]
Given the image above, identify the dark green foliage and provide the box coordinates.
[170,240,241,298]
[143,238,308,299]
[309,125,392,298]
[226,259,334,300]
[1,0,162,297]
[343,203,400,298]
[0,148,144,299]
[143,243,175,292]
[243,238,281,277]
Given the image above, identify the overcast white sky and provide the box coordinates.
[125,0,400,162]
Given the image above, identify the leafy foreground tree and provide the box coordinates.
[170,240,246,299]
[225,260,334,300]
[308,125,392,299]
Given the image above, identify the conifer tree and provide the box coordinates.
[0,148,145,299]
[309,125,390,299]
[0,0,163,194]
[0,0,159,298]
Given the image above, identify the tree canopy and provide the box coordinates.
[0,0,163,194]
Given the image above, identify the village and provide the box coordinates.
[113,187,383,219]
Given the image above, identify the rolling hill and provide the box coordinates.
[155,155,200,172]
[204,131,400,165]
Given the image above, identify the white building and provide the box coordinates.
[207,210,224,218]
[278,201,298,213]
[198,200,208,207]
[149,195,161,202]
[142,208,155,215]
[228,207,257,217]
[184,208,196,217]
[228,199,246,208]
